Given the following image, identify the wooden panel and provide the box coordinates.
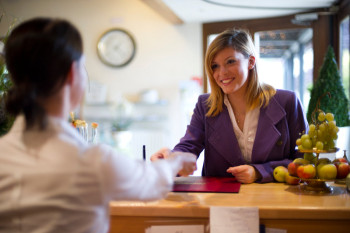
[109,217,350,233]
[338,0,350,20]
[312,15,333,82]
[261,219,350,233]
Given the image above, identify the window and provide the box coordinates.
[255,28,313,108]
[340,16,350,100]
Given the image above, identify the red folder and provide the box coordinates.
[172,176,241,193]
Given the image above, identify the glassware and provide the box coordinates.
[70,112,99,144]
[75,120,88,142]
[89,122,99,144]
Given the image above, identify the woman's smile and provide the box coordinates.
[221,78,234,85]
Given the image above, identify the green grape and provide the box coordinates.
[310,111,337,151]
[308,130,317,138]
[325,112,334,122]
[316,141,324,150]
[302,138,312,149]
[328,120,336,129]
[324,133,332,143]
[332,133,338,140]
[334,126,339,133]
[330,128,337,136]
[328,140,335,149]
[318,111,326,122]
[318,123,326,132]
[309,124,316,132]
[304,152,316,162]
[296,138,302,146]
[323,144,329,151]
[317,130,325,141]
[301,134,310,140]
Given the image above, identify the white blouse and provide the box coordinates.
[224,95,260,163]
[0,115,182,233]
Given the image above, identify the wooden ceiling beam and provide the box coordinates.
[141,0,184,24]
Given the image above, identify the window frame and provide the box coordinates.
[337,0,350,99]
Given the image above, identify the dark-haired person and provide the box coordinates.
[151,28,308,184]
[0,17,196,232]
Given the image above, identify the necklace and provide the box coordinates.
[233,110,245,124]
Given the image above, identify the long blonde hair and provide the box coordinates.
[205,28,276,117]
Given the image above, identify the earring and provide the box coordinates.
[249,57,255,70]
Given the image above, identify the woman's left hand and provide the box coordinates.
[226,165,257,184]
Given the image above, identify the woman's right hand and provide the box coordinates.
[167,151,197,177]
[150,147,171,161]
[151,148,197,176]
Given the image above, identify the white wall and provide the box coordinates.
[0,0,203,148]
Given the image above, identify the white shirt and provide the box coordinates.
[224,95,260,163]
[0,116,181,233]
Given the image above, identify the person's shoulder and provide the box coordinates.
[198,93,210,101]
[270,89,303,114]
[273,89,298,103]
[196,93,210,106]
[275,89,296,98]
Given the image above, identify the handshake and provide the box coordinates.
[151,148,197,177]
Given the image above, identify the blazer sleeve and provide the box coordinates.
[173,95,207,157]
[253,91,308,183]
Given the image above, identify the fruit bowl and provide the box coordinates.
[298,147,339,154]
[300,178,334,194]
[296,148,340,194]
[291,97,349,194]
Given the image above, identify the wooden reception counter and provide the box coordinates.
[109,180,350,233]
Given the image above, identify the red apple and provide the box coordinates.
[334,162,350,179]
[288,162,299,176]
[288,158,310,176]
[333,158,348,164]
[297,164,316,179]
[285,173,301,185]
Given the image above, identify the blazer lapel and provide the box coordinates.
[252,97,286,163]
[207,106,246,165]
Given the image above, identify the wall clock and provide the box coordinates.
[97,28,136,67]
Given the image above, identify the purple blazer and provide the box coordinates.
[173,89,308,183]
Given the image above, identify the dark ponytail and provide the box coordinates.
[4,18,83,130]
[5,83,46,130]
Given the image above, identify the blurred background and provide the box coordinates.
[0,0,349,175]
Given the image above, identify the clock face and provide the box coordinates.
[97,29,136,67]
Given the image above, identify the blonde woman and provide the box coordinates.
[152,28,307,184]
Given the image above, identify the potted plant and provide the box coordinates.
[306,45,350,157]
[0,47,13,136]
[0,14,16,136]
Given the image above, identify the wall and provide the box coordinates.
[0,0,203,149]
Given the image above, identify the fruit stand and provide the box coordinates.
[274,97,350,194]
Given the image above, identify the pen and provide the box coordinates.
[143,145,146,161]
